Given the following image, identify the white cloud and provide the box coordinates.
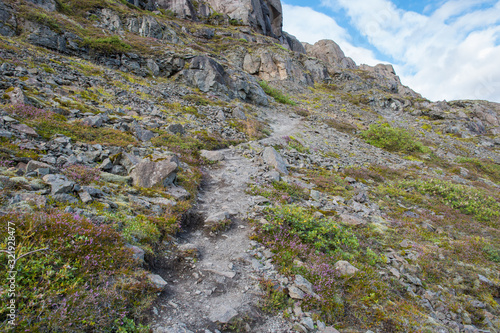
[317,0,500,102]
[282,3,382,65]
[284,0,500,102]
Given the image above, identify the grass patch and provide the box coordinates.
[259,81,296,106]
[31,118,137,147]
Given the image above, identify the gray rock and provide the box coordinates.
[52,193,79,204]
[100,172,132,184]
[117,152,142,173]
[318,327,341,333]
[209,305,238,323]
[304,39,357,72]
[200,150,225,162]
[179,56,268,106]
[294,275,314,294]
[130,156,179,188]
[205,211,230,224]
[288,285,306,299]
[81,186,105,198]
[168,124,185,135]
[340,214,365,226]
[153,323,194,333]
[99,158,113,171]
[147,273,168,290]
[262,147,288,174]
[81,115,103,128]
[26,0,56,11]
[301,317,315,331]
[11,123,38,136]
[26,160,57,174]
[232,106,247,120]
[334,260,359,276]
[78,190,93,204]
[4,87,26,105]
[134,123,155,142]
[0,130,12,138]
[43,174,74,195]
[0,0,17,37]
[111,165,127,175]
[127,244,145,262]
[166,186,190,200]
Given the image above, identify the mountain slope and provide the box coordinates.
[0,0,499,332]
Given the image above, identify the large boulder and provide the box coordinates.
[130,155,179,188]
[304,39,357,72]
[178,56,268,105]
[262,147,288,174]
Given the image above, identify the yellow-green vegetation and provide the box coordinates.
[456,157,500,184]
[81,36,132,55]
[0,211,153,332]
[401,179,500,223]
[248,180,309,204]
[33,118,137,146]
[252,205,420,330]
[361,123,430,154]
[151,131,239,164]
[258,81,296,105]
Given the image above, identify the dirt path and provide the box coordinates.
[150,112,301,333]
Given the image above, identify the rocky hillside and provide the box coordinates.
[0,0,499,332]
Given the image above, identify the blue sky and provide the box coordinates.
[282,0,500,102]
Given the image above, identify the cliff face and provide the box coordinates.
[128,0,283,38]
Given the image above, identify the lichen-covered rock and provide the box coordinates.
[262,146,288,174]
[130,155,179,188]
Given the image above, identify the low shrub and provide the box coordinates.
[62,164,100,185]
[403,179,500,222]
[361,123,430,154]
[5,104,55,120]
[0,211,154,331]
[263,205,359,257]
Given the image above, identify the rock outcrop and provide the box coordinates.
[303,39,357,72]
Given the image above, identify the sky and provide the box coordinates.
[282,0,500,102]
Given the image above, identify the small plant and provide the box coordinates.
[259,279,291,313]
[62,164,100,185]
[361,123,430,154]
[208,218,232,234]
[483,244,500,263]
[259,81,296,105]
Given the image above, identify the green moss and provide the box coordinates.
[81,36,131,55]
